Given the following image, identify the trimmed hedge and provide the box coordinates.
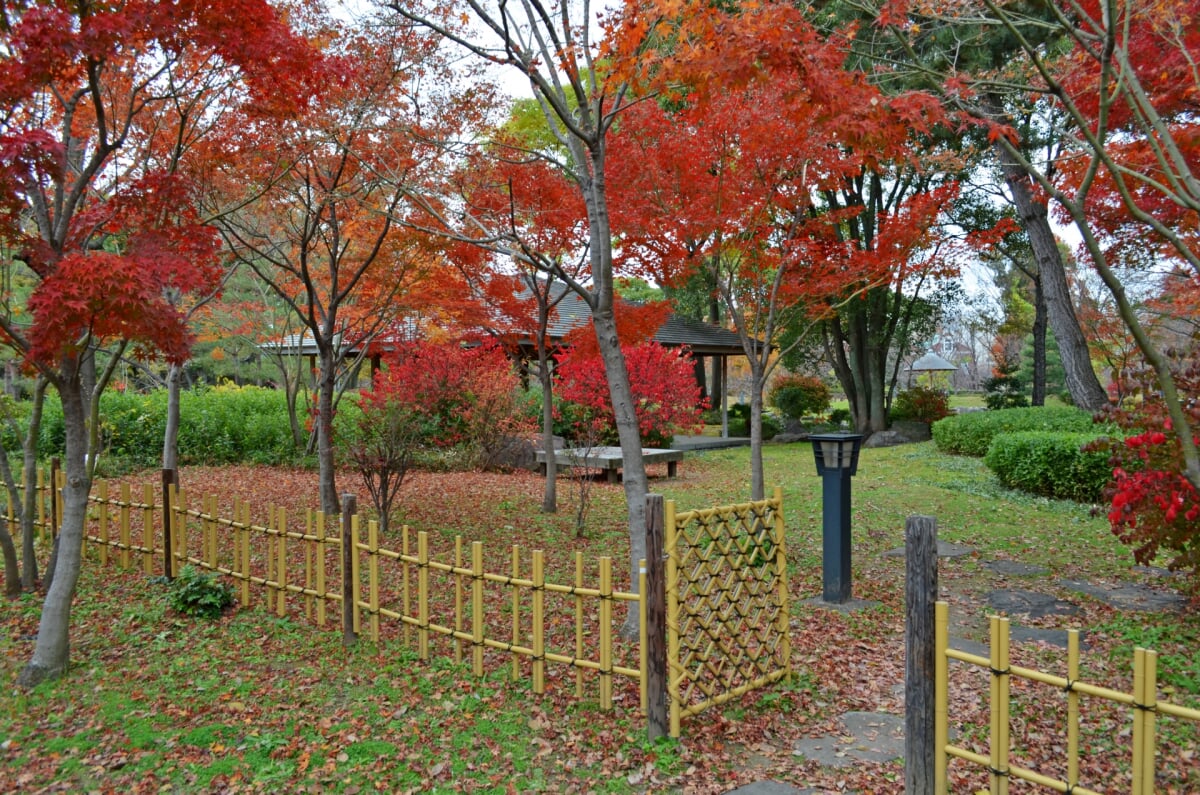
[984,431,1116,503]
[931,406,1100,457]
[36,385,300,469]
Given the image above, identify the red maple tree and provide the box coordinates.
[0,0,318,687]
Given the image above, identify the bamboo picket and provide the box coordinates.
[665,487,791,737]
[935,600,1200,794]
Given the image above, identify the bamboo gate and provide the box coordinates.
[11,466,791,739]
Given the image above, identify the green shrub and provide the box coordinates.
[984,431,1116,502]
[727,403,780,440]
[932,406,1100,457]
[890,386,951,424]
[165,565,234,619]
[982,373,1029,410]
[768,374,830,420]
[827,408,851,426]
[38,384,300,469]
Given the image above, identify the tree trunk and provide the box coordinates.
[748,369,767,501]
[992,140,1108,410]
[592,309,647,639]
[1031,275,1047,406]
[0,439,24,596]
[19,372,90,688]
[21,378,47,590]
[538,342,557,514]
[316,350,339,516]
[162,362,182,474]
[708,298,723,411]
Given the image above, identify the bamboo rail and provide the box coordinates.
[935,600,1200,794]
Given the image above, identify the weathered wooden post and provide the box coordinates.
[904,514,938,793]
[645,494,668,740]
[341,493,357,646]
[162,468,176,579]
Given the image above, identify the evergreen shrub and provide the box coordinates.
[932,406,1100,457]
[984,431,1115,503]
[768,374,830,420]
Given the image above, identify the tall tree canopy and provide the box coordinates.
[0,0,319,687]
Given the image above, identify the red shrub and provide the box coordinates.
[555,342,708,447]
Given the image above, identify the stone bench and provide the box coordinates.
[534,446,684,483]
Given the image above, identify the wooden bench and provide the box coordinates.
[534,446,684,483]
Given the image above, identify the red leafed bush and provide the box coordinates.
[555,342,708,447]
[1088,351,1200,592]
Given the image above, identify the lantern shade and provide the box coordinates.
[810,432,863,476]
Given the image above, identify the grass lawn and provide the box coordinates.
[2,442,1196,793]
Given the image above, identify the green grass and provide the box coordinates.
[2,442,1196,792]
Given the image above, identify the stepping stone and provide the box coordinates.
[792,711,904,768]
[1059,580,1186,612]
[1010,624,1087,650]
[987,589,1080,618]
[802,597,882,613]
[983,560,1049,577]
[948,636,990,658]
[1132,565,1186,580]
[723,783,824,795]
[884,541,975,559]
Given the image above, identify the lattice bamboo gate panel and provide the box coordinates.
[934,600,1200,794]
[665,486,791,737]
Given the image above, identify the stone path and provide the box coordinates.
[791,711,904,768]
[724,540,1186,794]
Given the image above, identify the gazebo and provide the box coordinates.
[512,288,752,436]
[907,351,958,388]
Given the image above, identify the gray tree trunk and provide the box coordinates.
[748,367,767,501]
[0,439,20,595]
[538,343,557,514]
[21,378,47,590]
[992,142,1108,410]
[19,372,90,687]
[316,349,339,516]
[162,362,182,474]
[591,308,647,638]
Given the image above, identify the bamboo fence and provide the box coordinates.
[935,600,1200,794]
[9,468,796,736]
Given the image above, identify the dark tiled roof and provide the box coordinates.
[537,284,748,356]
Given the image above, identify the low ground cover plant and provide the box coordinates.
[163,565,235,618]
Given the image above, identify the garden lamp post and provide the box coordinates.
[810,432,863,604]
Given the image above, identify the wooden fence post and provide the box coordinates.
[341,494,357,646]
[645,494,668,741]
[162,469,176,579]
[904,515,938,794]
